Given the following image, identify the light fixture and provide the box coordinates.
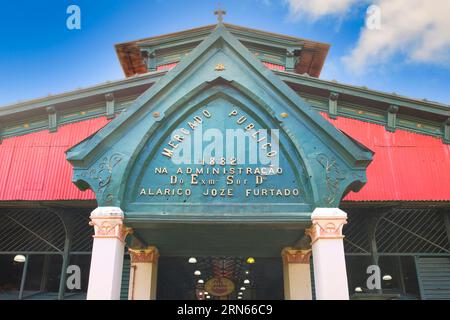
[382,274,393,281]
[237,296,242,299]
[206,295,210,299]
[14,255,26,263]
[354,287,363,293]
[194,270,201,276]
[246,257,255,264]
[197,279,204,284]
[204,291,208,295]
[189,257,197,264]
[245,270,249,275]
[243,279,250,284]
[240,287,246,291]
[238,292,243,296]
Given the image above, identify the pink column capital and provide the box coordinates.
[281,247,313,300]
[281,247,312,264]
[306,207,347,245]
[129,247,159,264]
[87,206,131,300]
[89,206,133,242]
[128,246,159,300]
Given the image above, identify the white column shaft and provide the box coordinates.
[86,206,131,300]
[282,248,312,300]
[128,247,159,300]
[87,237,125,299]
[308,207,349,300]
[311,238,348,300]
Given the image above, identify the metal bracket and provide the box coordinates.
[386,105,399,132]
[443,117,450,144]
[285,47,301,72]
[141,48,157,71]
[46,105,58,133]
[105,93,115,119]
[329,92,339,119]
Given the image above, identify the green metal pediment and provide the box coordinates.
[66,24,372,222]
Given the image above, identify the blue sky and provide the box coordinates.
[0,0,449,106]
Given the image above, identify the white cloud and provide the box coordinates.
[343,0,450,72]
[285,0,450,73]
[285,0,360,21]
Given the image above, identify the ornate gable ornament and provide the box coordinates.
[66,24,372,222]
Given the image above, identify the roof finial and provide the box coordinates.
[214,2,226,24]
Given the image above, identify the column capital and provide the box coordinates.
[91,206,124,218]
[306,208,347,245]
[129,247,159,264]
[281,247,312,264]
[89,207,132,242]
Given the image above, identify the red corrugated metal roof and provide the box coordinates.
[0,115,448,202]
[0,117,110,201]
[262,61,286,71]
[156,63,178,71]
[321,113,450,201]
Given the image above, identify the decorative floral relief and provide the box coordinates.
[89,217,132,242]
[306,218,347,244]
[80,153,123,204]
[129,247,159,264]
[281,248,312,264]
[316,153,347,205]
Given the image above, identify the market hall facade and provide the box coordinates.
[0,20,449,300]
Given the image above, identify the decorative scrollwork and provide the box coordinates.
[306,215,347,244]
[89,216,132,243]
[79,153,123,205]
[104,193,114,204]
[81,153,122,191]
[316,153,347,205]
[129,247,159,264]
[281,248,312,264]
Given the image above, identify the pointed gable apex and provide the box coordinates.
[67,23,372,215]
[68,24,371,164]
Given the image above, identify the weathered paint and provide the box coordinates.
[116,23,328,78]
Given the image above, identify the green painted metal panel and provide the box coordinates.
[67,24,372,219]
[310,259,316,300]
[124,94,313,216]
[276,70,450,117]
[120,257,130,300]
[416,257,450,300]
